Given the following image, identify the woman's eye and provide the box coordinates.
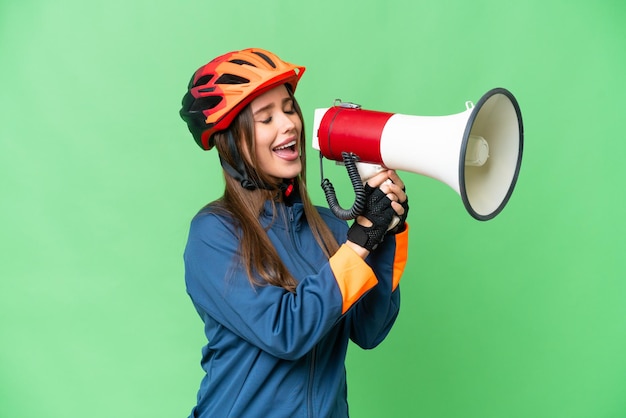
[259,116,272,124]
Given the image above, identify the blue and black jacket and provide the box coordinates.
[184,198,409,418]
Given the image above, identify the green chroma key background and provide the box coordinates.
[1,0,625,417]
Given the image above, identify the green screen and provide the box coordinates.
[2,1,625,417]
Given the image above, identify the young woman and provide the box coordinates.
[179,48,410,418]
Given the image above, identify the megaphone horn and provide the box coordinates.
[312,88,524,221]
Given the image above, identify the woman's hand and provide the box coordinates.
[346,170,409,258]
[367,170,407,219]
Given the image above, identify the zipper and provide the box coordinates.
[307,345,317,418]
[286,205,317,273]
[286,204,319,417]
[284,204,321,417]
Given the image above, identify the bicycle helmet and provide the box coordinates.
[180,48,306,150]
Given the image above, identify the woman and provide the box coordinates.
[179,48,409,418]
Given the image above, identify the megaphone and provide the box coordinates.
[312,88,523,221]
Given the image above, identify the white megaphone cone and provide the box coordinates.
[312,88,523,221]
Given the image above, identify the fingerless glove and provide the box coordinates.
[387,195,409,235]
[347,185,396,251]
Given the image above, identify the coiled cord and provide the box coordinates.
[320,152,367,220]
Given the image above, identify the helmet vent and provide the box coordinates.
[190,96,223,111]
[230,59,255,67]
[215,74,249,84]
[252,51,276,68]
[193,75,213,87]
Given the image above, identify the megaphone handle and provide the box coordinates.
[320,152,367,220]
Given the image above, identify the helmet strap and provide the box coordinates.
[219,154,258,190]
[279,178,295,197]
[218,131,258,190]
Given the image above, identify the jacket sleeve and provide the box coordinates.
[184,211,379,361]
[347,225,409,349]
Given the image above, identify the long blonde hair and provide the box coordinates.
[209,92,339,292]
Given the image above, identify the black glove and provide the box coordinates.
[347,184,396,252]
[387,194,409,235]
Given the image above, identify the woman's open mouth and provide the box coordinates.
[272,140,299,161]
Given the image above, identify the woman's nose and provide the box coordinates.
[278,112,296,132]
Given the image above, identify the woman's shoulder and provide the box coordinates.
[190,201,237,232]
[195,200,227,216]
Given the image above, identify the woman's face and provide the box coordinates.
[249,85,303,183]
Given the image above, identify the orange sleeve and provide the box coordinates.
[329,244,378,314]
[391,223,409,291]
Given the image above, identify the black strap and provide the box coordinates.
[218,131,258,190]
